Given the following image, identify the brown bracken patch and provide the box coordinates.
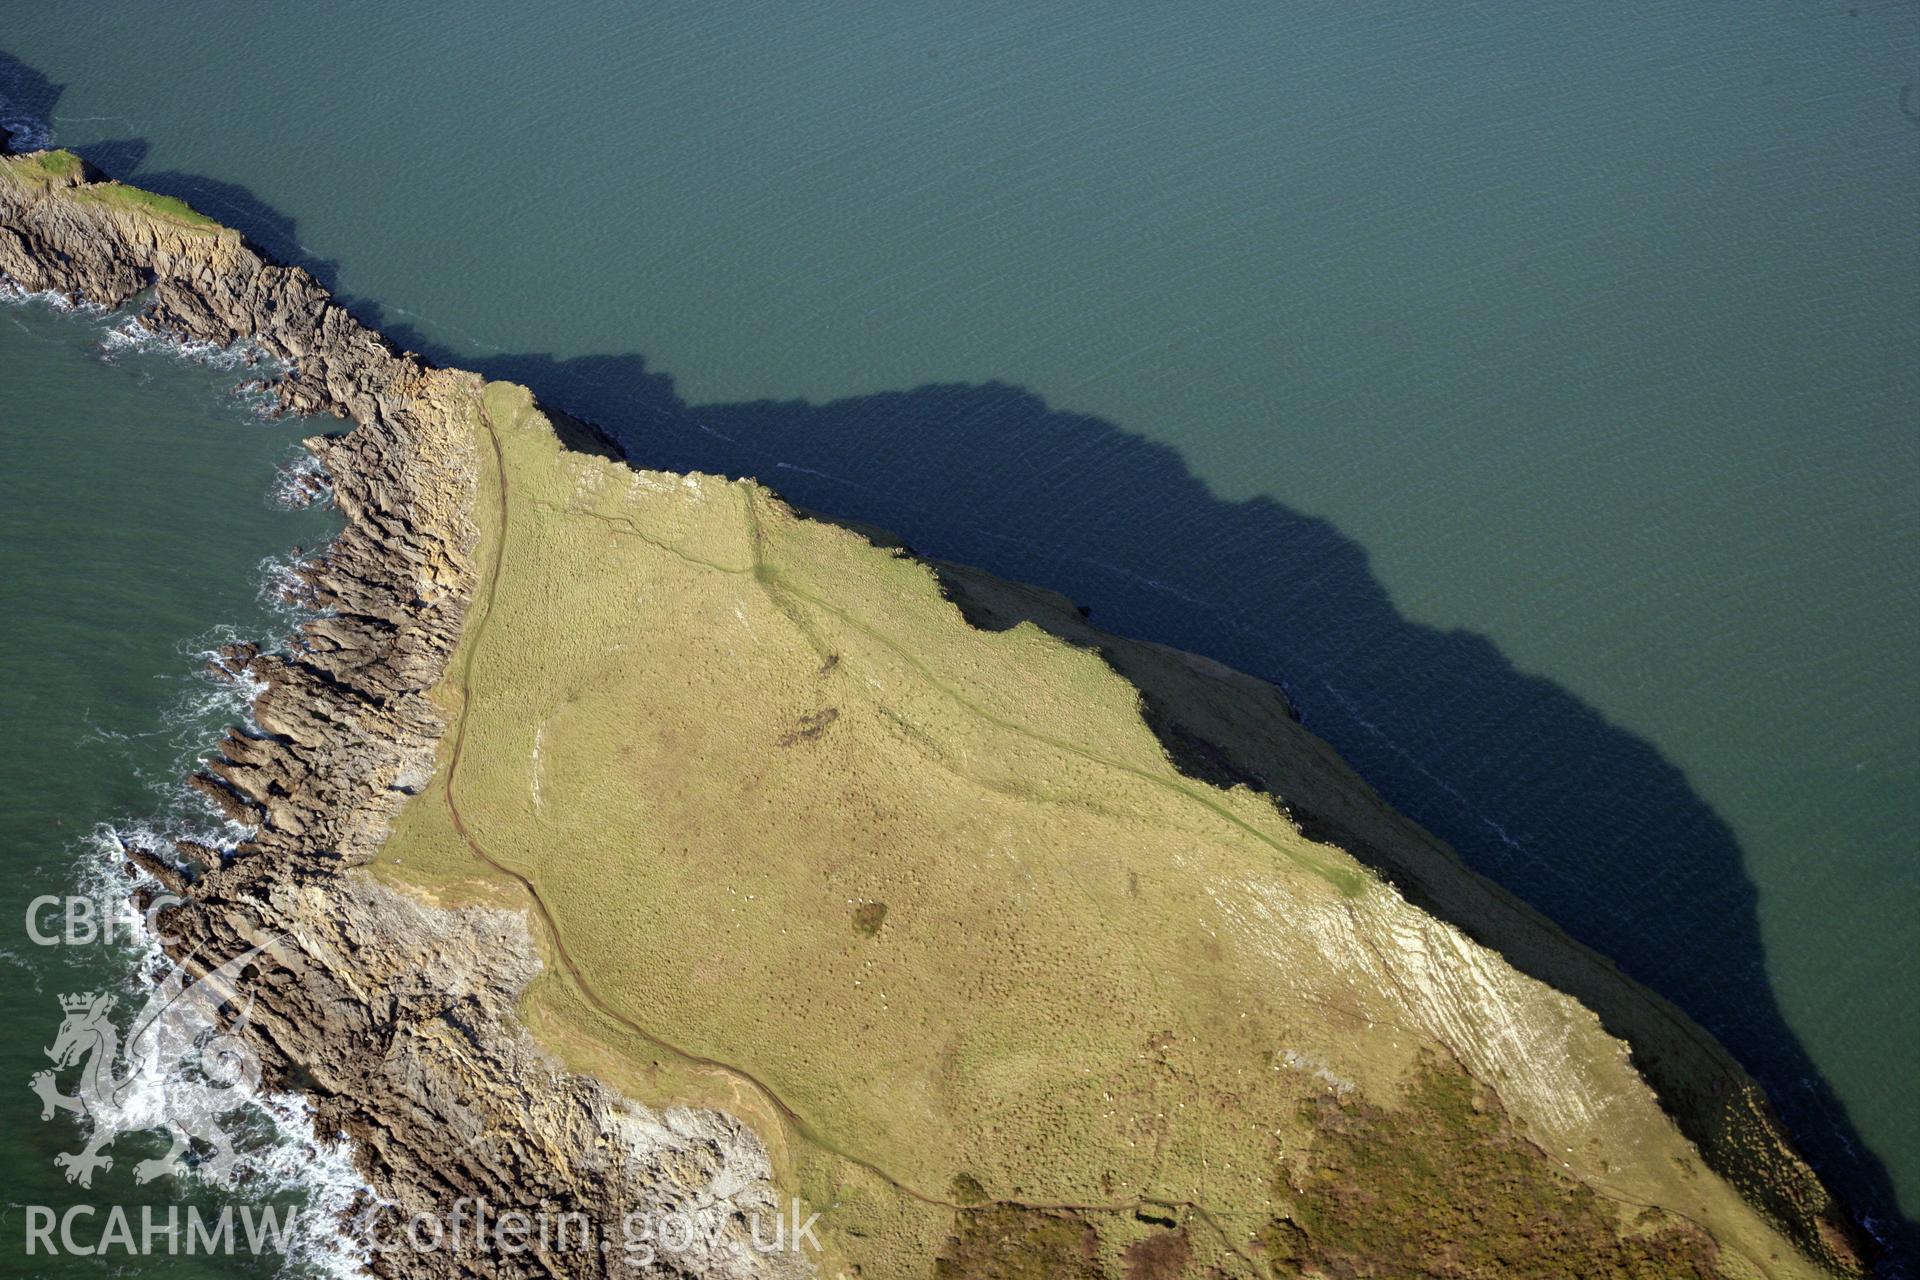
[777,706,839,746]
[1123,1226,1192,1280]
[949,1172,989,1205]
[934,1206,1108,1280]
[1265,1055,1728,1279]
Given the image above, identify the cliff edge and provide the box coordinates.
[0,151,1869,1279]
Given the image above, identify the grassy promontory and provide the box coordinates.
[0,150,1862,1277]
[372,378,1847,1277]
[7,148,216,226]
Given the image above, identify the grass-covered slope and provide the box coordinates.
[375,381,1833,1277]
[7,148,217,226]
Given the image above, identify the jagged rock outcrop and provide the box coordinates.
[1,154,802,1279]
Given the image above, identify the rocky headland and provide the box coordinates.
[1,151,800,1279]
[0,150,1873,1278]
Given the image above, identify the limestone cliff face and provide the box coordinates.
[0,154,800,1280]
[0,151,1868,1279]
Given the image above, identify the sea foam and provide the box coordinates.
[34,315,380,1276]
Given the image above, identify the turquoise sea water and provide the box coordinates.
[0,300,346,1277]
[0,0,1914,1268]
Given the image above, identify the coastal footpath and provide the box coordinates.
[0,151,1872,1278]
[1,151,800,1279]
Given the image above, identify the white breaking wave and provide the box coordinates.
[20,301,383,1270]
[256,547,332,618]
[0,278,96,312]
[0,89,55,151]
[99,314,274,377]
[0,116,54,151]
[72,829,380,1277]
[2,256,376,1272]
[272,452,335,511]
[249,1093,381,1279]
[2,292,292,427]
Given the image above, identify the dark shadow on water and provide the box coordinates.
[0,51,58,152]
[64,138,350,300]
[0,52,346,295]
[430,379,1920,1276]
[5,48,1911,1272]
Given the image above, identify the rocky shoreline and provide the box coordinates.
[1,153,800,1279]
[0,150,1873,1278]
